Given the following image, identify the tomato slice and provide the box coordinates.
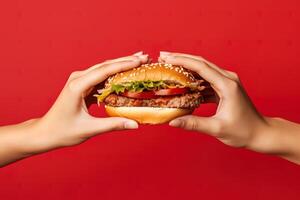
[120,91,156,99]
[120,88,189,99]
[154,88,189,96]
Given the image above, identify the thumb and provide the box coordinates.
[169,115,219,135]
[87,117,138,134]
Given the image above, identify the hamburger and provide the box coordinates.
[94,63,206,124]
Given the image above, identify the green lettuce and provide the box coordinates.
[94,80,180,104]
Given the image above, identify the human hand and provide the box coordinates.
[159,52,271,152]
[23,52,149,154]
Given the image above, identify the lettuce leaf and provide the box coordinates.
[94,80,182,104]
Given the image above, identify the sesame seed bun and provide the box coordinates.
[105,105,193,124]
[105,63,196,87]
[103,63,199,124]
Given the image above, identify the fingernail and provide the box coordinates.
[160,51,171,56]
[160,54,174,61]
[131,58,141,63]
[169,119,182,127]
[159,54,169,60]
[133,51,143,56]
[124,121,138,129]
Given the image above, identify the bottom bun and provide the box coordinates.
[105,105,193,124]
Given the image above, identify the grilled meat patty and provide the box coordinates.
[104,92,202,108]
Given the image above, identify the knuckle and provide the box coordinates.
[218,78,240,99]
[228,71,240,81]
[108,120,126,131]
[191,122,199,131]
[185,119,199,131]
[227,79,240,91]
[117,123,126,130]
[67,79,81,93]
[69,71,82,80]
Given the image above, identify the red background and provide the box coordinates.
[1,0,300,199]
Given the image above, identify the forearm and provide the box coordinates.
[247,117,300,164]
[0,119,42,167]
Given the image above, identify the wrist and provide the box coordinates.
[0,118,62,167]
[246,117,281,154]
[17,118,62,156]
[246,116,299,159]
[0,118,42,160]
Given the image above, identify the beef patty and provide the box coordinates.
[104,92,202,108]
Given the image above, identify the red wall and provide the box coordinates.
[1,0,300,199]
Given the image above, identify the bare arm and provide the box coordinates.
[159,51,300,164]
[0,52,148,167]
[0,119,39,166]
[251,117,300,163]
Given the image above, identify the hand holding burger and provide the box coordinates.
[0,52,148,167]
[159,51,300,164]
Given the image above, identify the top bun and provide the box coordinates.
[105,63,196,87]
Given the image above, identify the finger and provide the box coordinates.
[133,51,144,56]
[84,54,148,73]
[161,51,205,63]
[160,51,234,79]
[69,59,142,94]
[103,51,146,64]
[103,55,148,65]
[159,54,229,92]
[67,54,148,82]
[169,115,220,135]
[190,57,238,81]
[86,117,138,135]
